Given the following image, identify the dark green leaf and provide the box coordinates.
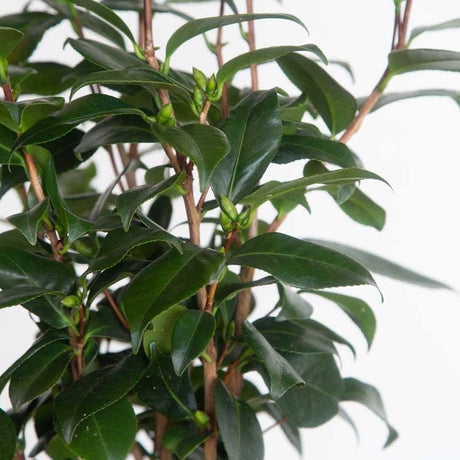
[278,53,357,135]
[45,435,78,460]
[89,226,182,272]
[147,195,173,229]
[13,94,146,149]
[121,245,225,352]
[175,433,210,460]
[277,352,342,427]
[308,291,376,349]
[54,353,147,443]
[171,310,215,376]
[265,403,302,454]
[86,307,130,341]
[0,286,62,309]
[229,233,378,291]
[211,90,282,203]
[18,62,73,96]
[243,321,303,399]
[215,380,264,460]
[68,398,136,460]
[276,284,313,322]
[0,26,23,60]
[309,239,450,289]
[9,342,72,409]
[389,49,460,74]
[164,13,307,71]
[8,65,38,89]
[342,378,398,448]
[0,408,16,460]
[136,344,196,420]
[7,198,49,245]
[116,173,185,231]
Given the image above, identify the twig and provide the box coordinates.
[263,417,287,434]
[246,0,259,90]
[104,289,130,331]
[215,0,229,117]
[265,214,287,233]
[216,342,230,369]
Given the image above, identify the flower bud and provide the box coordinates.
[193,67,208,92]
[220,195,238,221]
[61,295,80,308]
[193,85,205,113]
[194,410,209,427]
[158,103,173,124]
[206,74,217,96]
[220,212,233,233]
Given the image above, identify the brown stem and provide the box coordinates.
[215,0,229,117]
[106,146,126,192]
[265,214,287,234]
[104,289,130,331]
[397,0,414,49]
[246,0,259,91]
[216,342,230,369]
[263,417,287,434]
[154,413,172,460]
[200,98,211,125]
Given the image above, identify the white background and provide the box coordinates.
[1,0,460,459]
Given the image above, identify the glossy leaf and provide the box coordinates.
[242,167,388,208]
[9,341,72,409]
[12,94,145,149]
[136,344,196,420]
[308,291,376,349]
[86,307,130,342]
[0,286,62,310]
[89,226,182,272]
[277,352,343,427]
[164,13,308,71]
[276,284,313,322]
[215,380,264,460]
[229,233,378,291]
[172,310,216,376]
[68,398,136,460]
[310,239,450,289]
[7,198,49,245]
[54,353,147,443]
[211,89,282,203]
[151,123,230,191]
[45,435,78,460]
[120,244,225,352]
[116,173,185,231]
[342,378,398,447]
[0,408,16,460]
[389,49,460,74]
[0,26,23,60]
[243,321,303,399]
[18,62,73,96]
[278,53,357,135]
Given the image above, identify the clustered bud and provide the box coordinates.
[219,195,252,234]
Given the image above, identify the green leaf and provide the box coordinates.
[9,342,72,410]
[0,26,24,60]
[368,89,460,112]
[70,0,137,46]
[136,344,197,420]
[389,49,460,75]
[121,244,225,352]
[276,284,313,322]
[70,68,193,106]
[151,123,230,191]
[229,233,378,291]
[0,331,67,393]
[277,352,343,427]
[0,408,16,460]
[175,433,209,460]
[164,13,308,72]
[75,115,156,154]
[215,380,264,460]
[214,44,326,98]
[7,198,49,245]
[273,136,357,167]
[89,226,182,272]
[12,94,145,149]
[409,18,460,44]
[54,353,147,443]
[307,291,376,349]
[18,62,73,96]
[68,398,136,460]
[116,173,185,231]
[278,53,357,135]
[0,286,62,309]
[171,310,216,376]
[243,321,304,399]
[143,304,187,355]
[341,378,398,448]
[242,167,388,208]
[309,239,450,289]
[67,38,146,70]
[8,65,38,89]
[211,89,282,203]
[86,307,130,342]
[254,317,337,355]
[46,436,78,460]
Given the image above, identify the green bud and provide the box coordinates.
[158,103,173,124]
[193,67,208,92]
[61,295,80,308]
[165,116,175,126]
[220,195,238,221]
[226,321,235,340]
[237,208,250,224]
[193,85,205,113]
[220,212,233,233]
[72,238,95,258]
[194,410,210,427]
[206,74,217,96]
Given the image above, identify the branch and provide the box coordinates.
[104,289,130,331]
[215,0,229,117]
[246,0,259,90]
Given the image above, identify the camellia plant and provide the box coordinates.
[0,0,458,459]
